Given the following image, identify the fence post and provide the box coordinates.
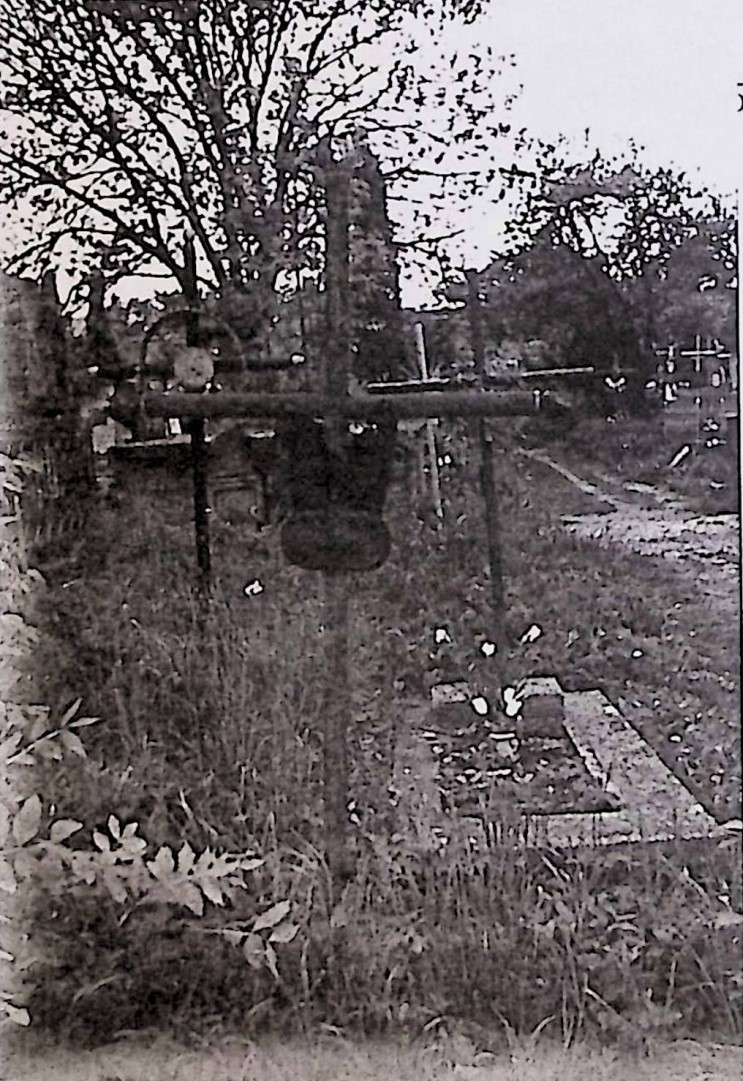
[414,321,443,522]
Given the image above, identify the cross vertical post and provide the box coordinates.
[183,231,211,592]
[320,151,353,889]
[466,269,505,700]
[413,321,443,521]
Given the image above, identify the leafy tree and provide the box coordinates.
[462,233,638,415]
[635,216,736,348]
[0,0,517,357]
[513,160,734,347]
[447,158,732,414]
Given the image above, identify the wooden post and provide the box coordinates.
[320,151,353,889]
[466,269,505,701]
[183,231,211,591]
[413,321,443,521]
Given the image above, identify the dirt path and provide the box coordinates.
[517,448,740,595]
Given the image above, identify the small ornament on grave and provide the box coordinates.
[174,347,214,392]
[279,410,397,573]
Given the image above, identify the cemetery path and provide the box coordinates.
[514,444,740,825]
[517,448,740,600]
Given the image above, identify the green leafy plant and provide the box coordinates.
[1,706,299,1030]
[1,450,296,1032]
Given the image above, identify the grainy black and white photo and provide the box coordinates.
[0,1,741,1078]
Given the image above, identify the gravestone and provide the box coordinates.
[0,273,94,562]
[400,676,726,850]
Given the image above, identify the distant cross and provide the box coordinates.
[679,335,719,374]
[655,344,677,384]
[713,342,732,382]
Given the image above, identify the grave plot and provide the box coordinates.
[420,695,620,817]
[397,676,723,850]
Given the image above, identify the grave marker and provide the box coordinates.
[132,154,569,887]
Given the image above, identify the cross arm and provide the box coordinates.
[142,389,569,421]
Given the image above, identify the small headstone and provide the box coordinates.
[517,676,566,739]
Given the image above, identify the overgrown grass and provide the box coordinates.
[8,429,742,1046]
[497,445,740,824]
[6,1030,742,1081]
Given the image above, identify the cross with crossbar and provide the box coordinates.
[132,157,570,888]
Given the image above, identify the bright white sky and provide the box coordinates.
[481,0,741,196]
[2,0,740,313]
[400,0,743,306]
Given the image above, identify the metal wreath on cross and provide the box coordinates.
[279,409,397,573]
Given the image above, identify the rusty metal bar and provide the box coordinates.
[143,388,558,420]
[190,418,211,589]
[367,378,450,394]
[368,366,609,391]
[466,269,504,703]
[520,366,596,379]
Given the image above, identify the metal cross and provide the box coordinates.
[136,158,570,891]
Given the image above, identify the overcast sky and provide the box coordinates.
[398,0,742,306]
[479,0,741,195]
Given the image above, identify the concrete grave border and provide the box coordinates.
[396,679,727,852]
[527,685,721,848]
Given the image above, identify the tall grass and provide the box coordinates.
[552,415,740,514]
[21,445,742,1046]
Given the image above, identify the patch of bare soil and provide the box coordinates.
[519,448,740,595]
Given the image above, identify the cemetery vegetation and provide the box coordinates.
[0,0,738,1063]
[1,424,740,1052]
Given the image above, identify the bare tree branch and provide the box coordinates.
[0,0,522,318]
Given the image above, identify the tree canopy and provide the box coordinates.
[447,158,735,362]
[0,0,517,332]
[431,158,735,415]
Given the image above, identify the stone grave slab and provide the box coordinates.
[400,678,726,851]
[534,688,722,848]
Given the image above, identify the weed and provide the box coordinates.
[2,435,740,1045]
